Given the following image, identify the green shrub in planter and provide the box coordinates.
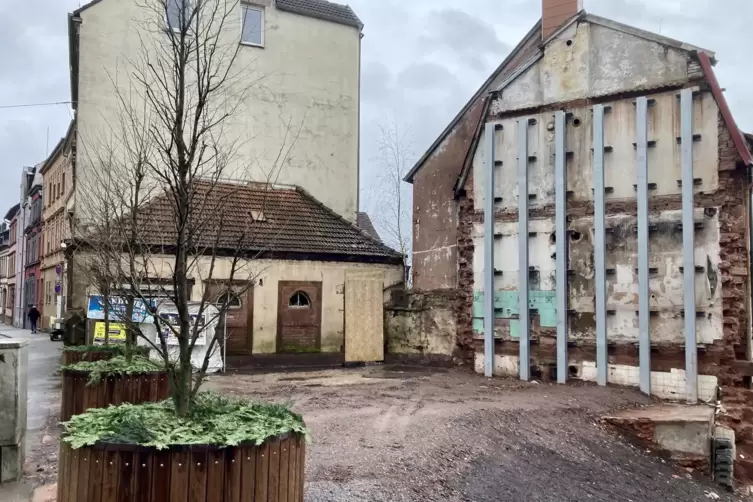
[58,393,308,502]
[61,344,150,365]
[60,356,170,422]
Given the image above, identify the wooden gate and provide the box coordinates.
[277,282,322,353]
[204,283,253,355]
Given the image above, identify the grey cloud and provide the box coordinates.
[361,62,392,104]
[421,8,509,57]
[396,62,462,92]
[418,8,512,73]
[0,0,77,207]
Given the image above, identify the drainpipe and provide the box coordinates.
[747,165,753,382]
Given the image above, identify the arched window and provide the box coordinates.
[288,291,310,308]
[217,291,241,308]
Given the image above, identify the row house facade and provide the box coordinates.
[40,122,74,331]
[24,174,44,320]
[12,167,36,328]
[0,221,9,324]
[5,204,19,325]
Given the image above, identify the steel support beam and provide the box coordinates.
[593,104,608,387]
[636,96,651,396]
[681,88,698,402]
[518,119,530,382]
[483,123,497,378]
[554,111,568,384]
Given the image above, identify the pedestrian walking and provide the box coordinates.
[28,305,40,334]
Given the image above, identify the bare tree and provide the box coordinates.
[71,0,300,416]
[371,120,413,270]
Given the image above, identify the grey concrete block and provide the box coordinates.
[655,421,712,456]
[0,443,24,483]
[0,340,28,447]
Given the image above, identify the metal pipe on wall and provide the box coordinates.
[518,118,530,382]
[554,110,568,384]
[681,88,698,402]
[636,96,651,395]
[483,123,497,377]
[593,104,608,387]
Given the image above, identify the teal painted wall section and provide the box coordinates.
[473,290,557,338]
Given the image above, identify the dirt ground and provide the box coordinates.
[207,365,740,502]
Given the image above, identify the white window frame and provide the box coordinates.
[240,3,264,48]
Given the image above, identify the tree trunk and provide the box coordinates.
[125,296,135,362]
[103,286,110,346]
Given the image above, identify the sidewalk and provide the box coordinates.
[0,325,61,502]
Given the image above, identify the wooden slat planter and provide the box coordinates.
[60,370,170,422]
[57,433,306,502]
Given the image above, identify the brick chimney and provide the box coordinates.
[542,0,582,40]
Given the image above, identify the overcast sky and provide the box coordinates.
[0,0,751,232]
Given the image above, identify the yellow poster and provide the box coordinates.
[93,322,127,342]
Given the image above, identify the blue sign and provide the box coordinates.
[86,295,155,323]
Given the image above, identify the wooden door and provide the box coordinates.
[204,283,253,355]
[344,270,385,363]
[277,281,322,353]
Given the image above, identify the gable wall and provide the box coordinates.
[465,16,753,433]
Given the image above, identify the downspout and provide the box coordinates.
[356,30,363,219]
[748,164,753,377]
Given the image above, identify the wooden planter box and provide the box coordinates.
[60,370,170,422]
[57,433,306,501]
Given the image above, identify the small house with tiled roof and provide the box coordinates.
[69,179,403,362]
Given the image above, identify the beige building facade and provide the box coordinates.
[68,0,362,223]
[40,122,74,331]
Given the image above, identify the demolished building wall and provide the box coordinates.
[420,14,753,482]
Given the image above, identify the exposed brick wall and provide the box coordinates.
[712,112,753,484]
[456,182,476,364]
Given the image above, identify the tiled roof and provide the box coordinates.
[276,0,362,29]
[119,181,401,263]
[356,212,381,242]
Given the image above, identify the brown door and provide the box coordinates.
[277,281,322,353]
[204,283,253,355]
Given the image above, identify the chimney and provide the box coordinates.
[542,0,582,40]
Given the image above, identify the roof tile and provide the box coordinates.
[276,0,362,29]
[124,181,401,263]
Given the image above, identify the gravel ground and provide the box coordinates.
[207,366,741,502]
